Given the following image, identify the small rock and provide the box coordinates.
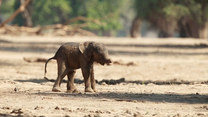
[95,110,104,114]
[34,106,43,110]
[197,113,204,116]
[101,82,107,85]
[126,62,136,66]
[125,110,131,114]
[152,113,157,116]
[2,107,10,110]
[11,108,23,115]
[14,88,18,92]
[84,114,93,117]
[173,113,181,117]
[134,112,142,117]
[55,106,60,110]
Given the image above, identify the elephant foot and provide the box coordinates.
[93,89,98,93]
[66,89,80,94]
[52,87,61,92]
[85,88,93,93]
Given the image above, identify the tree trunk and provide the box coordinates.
[21,0,33,27]
[158,31,172,37]
[130,16,141,38]
[178,17,199,38]
[0,0,2,7]
[199,1,208,39]
[102,31,112,36]
[0,0,2,23]
[199,22,208,39]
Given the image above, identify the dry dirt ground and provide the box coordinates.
[1,35,208,117]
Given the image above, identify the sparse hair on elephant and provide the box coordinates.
[44,41,111,93]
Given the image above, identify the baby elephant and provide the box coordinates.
[44,41,111,93]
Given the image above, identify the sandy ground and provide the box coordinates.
[1,35,208,117]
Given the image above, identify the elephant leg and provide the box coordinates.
[66,71,79,93]
[81,64,93,92]
[52,59,68,92]
[90,65,97,92]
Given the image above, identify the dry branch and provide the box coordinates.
[23,57,47,63]
[0,24,96,36]
[0,0,31,27]
[0,0,2,7]
[112,61,137,66]
[65,16,105,26]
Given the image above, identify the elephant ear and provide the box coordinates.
[79,42,93,61]
[79,42,85,54]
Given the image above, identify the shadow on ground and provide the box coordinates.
[0,114,19,117]
[15,79,49,83]
[1,39,208,56]
[1,38,208,49]
[34,91,208,104]
[106,43,208,49]
[15,78,83,84]
[14,78,208,104]
[15,78,208,85]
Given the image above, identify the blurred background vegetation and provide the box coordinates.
[0,0,208,38]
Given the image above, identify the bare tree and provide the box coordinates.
[21,0,33,27]
[0,0,2,7]
[0,0,31,27]
[130,16,141,38]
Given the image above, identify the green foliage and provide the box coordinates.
[31,0,71,25]
[134,0,208,23]
[4,0,124,35]
[13,0,25,26]
[134,0,190,20]
[134,0,159,18]
[69,0,123,31]
[10,0,72,26]
[87,0,122,31]
[0,0,15,18]
[133,0,208,37]
[163,3,190,19]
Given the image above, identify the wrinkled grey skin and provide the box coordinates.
[44,42,111,93]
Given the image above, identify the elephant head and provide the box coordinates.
[79,42,111,65]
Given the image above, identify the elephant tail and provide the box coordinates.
[44,56,56,79]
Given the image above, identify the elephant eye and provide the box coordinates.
[97,53,103,59]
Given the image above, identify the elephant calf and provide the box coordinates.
[44,41,111,93]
